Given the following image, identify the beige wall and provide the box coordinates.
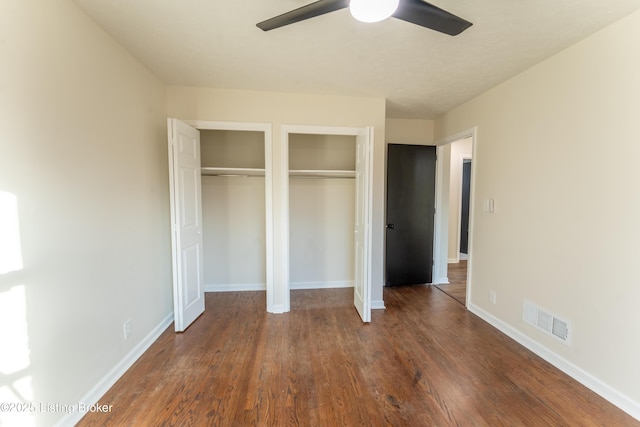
[290,178,355,286]
[167,87,387,305]
[385,118,435,145]
[447,137,473,262]
[0,1,168,425]
[202,175,267,288]
[435,10,640,414]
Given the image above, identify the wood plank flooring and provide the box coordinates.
[78,288,638,426]
[435,261,467,305]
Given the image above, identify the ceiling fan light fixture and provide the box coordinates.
[349,0,400,23]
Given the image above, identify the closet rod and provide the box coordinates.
[289,175,355,180]
[202,174,264,178]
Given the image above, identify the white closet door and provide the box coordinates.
[168,119,205,332]
[353,127,373,322]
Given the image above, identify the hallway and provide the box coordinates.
[435,260,467,305]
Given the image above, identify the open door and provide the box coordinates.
[353,127,373,322]
[167,119,205,332]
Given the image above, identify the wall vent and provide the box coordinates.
[522,300,571,345]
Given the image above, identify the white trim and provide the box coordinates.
[448,258,458,264]
[435,128,478,147]
[56,313,173,427]
[184,120,271,133]
[465,131,478,309]
[468,303,640,421]
[432,277,450,285]
[204,283,266,292]
[290,280,354,290]
[371,300,386,310]
[361,126,374,322]
[280,126,291,313]
[264,125,275,313]
[281,124,365,136]
[432,145,448,289]
[183,119,275,314]
[270,304,287,314]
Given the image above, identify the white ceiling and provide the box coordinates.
[74,0,640,119]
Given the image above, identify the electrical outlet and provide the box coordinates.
[489,290,497,305]
[123,320,132,340]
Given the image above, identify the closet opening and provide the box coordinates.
[280,125,373,322]
[288,133,356,295]
[168,119,274,331]
[200,129,268,293]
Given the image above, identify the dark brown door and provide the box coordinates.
[385,144,436,286]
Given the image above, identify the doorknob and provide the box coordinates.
[386,223,395,229]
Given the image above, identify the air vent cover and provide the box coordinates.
[523,300,571,345]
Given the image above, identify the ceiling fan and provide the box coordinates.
[257,0,472,36]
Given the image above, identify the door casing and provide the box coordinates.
[433,127,477,307]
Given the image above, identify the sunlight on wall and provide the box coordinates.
[0,191,23,274]
[0,285,30,375]
[0,191,34,426]
[0,285,34,426]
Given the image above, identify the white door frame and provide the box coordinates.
[433,127,477,308]
[280,124,373,320]
[184,120,275,313]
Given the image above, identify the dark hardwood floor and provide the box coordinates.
[435,260,467,305]
[78,287,638,426]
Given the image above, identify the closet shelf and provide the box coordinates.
[201,167,265,177]
[289,169,355,179]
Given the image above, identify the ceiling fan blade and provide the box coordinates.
[257,0,349,31]
[393,0,472,36]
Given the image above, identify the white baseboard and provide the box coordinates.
[290,280,353,290]
[371,300,386,310]
[204,283,266,292]
[432,277,450,285]
[204,282,355,292]
[468,303,640,421]
[269,304,287,314]
[56,313,174,427]
[448,258,459,264]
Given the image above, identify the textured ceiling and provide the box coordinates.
[74,0,640,119]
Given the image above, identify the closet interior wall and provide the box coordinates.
[288,133,357,290]
[200,129,267,292]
